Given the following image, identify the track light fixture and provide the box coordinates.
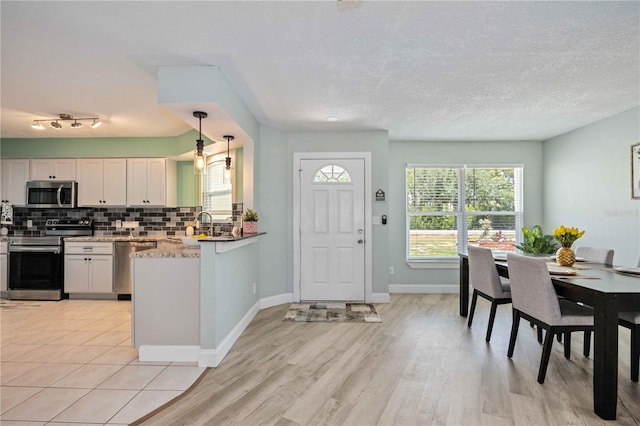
[31,113,101,130]
[193,111,208,174]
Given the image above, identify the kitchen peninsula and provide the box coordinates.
[131,233,265,368]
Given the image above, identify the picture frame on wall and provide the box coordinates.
[632,143,640,199]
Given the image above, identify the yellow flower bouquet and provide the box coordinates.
[553,225,585,248]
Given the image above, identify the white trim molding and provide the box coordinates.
[389,284,460,294]
[260,292,294,309]
[139,345,200,363]
[371,293,390,303]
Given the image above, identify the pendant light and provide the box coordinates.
[223,135,234,183]
[193,111,208,174]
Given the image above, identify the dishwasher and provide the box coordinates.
[114,241,156,300]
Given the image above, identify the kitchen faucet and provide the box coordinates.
[193,211,214,237]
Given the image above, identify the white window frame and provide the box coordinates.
[202,156,234,222]
[406,164,523,264]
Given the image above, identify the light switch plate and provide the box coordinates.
[115,220,122,228]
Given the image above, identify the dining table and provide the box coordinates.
[458,251,640,420]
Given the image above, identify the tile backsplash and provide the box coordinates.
[7,203,244,237]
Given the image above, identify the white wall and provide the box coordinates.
[388,140,544,287]
[542,107,640,267]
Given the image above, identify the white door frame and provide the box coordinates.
[293,152,372,302]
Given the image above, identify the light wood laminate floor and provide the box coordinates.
[139,294,639,426]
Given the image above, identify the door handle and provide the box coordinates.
[358,239,364,244]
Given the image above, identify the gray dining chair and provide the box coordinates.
[506,254,594,384]
[557,246,614,345]
[616,255,640,382]
[575,246,614,265]
[619,311,640,382]
[577,251,639,382]
[467,246,511,342]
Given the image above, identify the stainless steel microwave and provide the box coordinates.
[26,181,77,208]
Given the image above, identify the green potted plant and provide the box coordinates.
[515,225,558,254]
[242,209,259,234]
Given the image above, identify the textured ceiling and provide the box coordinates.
[1,1,638,142]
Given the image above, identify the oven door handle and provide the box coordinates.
[9,246,61,254]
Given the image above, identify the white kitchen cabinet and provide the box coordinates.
[77,158,127,206]
[64,242,114,294]
[0,159,30,205]
[127,158,176,207]
[30,158,77,181]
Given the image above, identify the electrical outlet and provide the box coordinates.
[253,283,257,294]
[116,220,122,228]
[27,220,33,228]
[389,266,395,275]
[372,216,381,225]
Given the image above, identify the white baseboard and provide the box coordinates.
[260,292,293,309]
[389,284,459,294]
[206,300,261,367]
[370,293,390,303]
[139,345,200,363]
[198,349,218,367]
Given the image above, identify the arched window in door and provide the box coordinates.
[313,164,352,183]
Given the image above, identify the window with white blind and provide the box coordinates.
[406,165,523,260]
[202,160,232,221]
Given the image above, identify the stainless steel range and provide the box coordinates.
[8,218,93,300]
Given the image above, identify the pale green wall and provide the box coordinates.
[542,107,640,267]
[0,130,218,207]
[0,130,210,158]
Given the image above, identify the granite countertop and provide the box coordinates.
[64,236,181,243]
[132,232,265,259]
[132,244,201,259]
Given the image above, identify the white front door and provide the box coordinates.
[299,158,365,301]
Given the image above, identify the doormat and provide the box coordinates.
[283,302,381,323]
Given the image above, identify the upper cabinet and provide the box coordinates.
[0,159,30,205]
[30,159,77,181]
[127,158,177,207]
[77,159,127,207]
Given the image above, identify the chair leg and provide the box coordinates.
[468,290,478,328]
[556,334,562,343]
[583,331,591,358]
[537,326,543,343]
[508,310,520,358]
[486,301,498,342]
[564,332,571,359]
[538,328,555,384]
[631,325,639,383]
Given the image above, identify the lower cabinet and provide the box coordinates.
[64,242,114,294]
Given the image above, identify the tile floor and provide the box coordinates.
[0,299,206,425]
